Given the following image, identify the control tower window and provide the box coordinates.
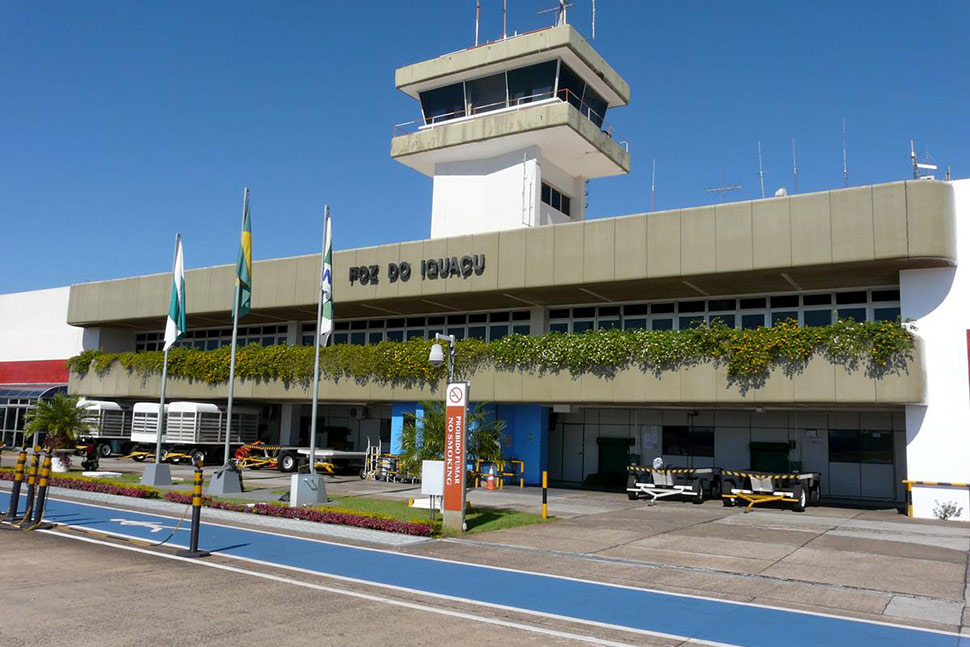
[466,73,507,115]
[557,62,608,128]
[420,83,466,124]
[541,181,571,216]
[508,60,558,105]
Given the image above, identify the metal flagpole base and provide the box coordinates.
[206,464,243,495]
[175,549,210,559]
[140,463,173,487]
[290,473,328,507]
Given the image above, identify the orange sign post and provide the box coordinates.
[442,382,469,532]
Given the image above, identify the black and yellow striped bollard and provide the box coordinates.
[29,451,55,529]
[3,448,28,522]
[19,444,43,524]
[541,470,548,520]
[177,459,210,558]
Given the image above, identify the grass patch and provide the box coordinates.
[328,496,433,523]
[444,506,549,536]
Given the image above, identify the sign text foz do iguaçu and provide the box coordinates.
[348,254,486,286]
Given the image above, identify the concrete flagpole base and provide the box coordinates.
[206,464,243,495]
[140,463,173,487]
[290,473,328,507]
[442,509,466,533]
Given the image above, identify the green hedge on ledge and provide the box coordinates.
[67,320,914,390]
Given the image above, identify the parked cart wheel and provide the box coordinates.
[691,479,705,504]
[722,480,736,506]
[278,451,298,473]
[132,451,147,462]
[97,442,113,458]
[792,484,807,512]
[809,483,821,506]
[628,491,639,501]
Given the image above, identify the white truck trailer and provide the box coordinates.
[78,399,132,457]
[128,401,259,465]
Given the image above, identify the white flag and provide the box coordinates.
[163,234,187,351]
[319,207,333,346]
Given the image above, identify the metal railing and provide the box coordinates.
[393,88,628,152]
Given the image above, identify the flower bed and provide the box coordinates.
[0,468,434,536]
[0,469,160,499]
[162,492,434,536]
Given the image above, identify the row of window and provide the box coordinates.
[304,311,532,346]
[131,289,902,351]
[135,325,289,352]
[548,290,901,333]
[418,59,608,128]
[662,426,893,464]
[541,182,571,216]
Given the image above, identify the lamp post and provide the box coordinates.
[428,332,467,532]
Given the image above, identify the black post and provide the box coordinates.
[3,448,27,522]
[30,452,54,529]
[177,460,210,558]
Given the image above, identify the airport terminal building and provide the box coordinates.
[4,26,969,520]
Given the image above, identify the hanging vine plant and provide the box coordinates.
[67,319,915,390]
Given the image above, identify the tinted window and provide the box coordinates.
[465,73,506,113]
[651,303,675,314]
[419,83,466,123]
[679,301,705,313]
[556,62,585,108]
[508,60,558,104]
[583,87,608,127]
[624,304,649,316]
[874,307,901,322]
[872,289,901,302]
[803,293,832,306]
[741,313,764,330]
[740,297,767,309]
[838,307,867,322]
[771,311,798,326]
[836,291,867,305]
[804,310,832,327]
[652,318,673,331]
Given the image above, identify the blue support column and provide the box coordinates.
[390,402,419,455]
[496,404,548,486]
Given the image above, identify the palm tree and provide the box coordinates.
[24,393,90,451]
[398,401,507,477]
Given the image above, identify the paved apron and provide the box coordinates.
[31,496,970,647]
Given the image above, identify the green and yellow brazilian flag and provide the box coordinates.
[236,191,253,319]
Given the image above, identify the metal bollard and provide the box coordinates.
[3,448,28,522]
[30,452,54,529]
[176,460,210,558]
[19,444,43,524]
[541,470,548,520]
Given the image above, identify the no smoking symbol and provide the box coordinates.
[448,387,463,403]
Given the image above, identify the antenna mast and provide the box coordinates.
[842,117,848,187]
[792,138,799,194]
[911,140,939,180]
[592,0,596,38]
[757,141,766,199]
[650,158,656,211]
[475,0,480,46]
[503,0,508,39]
[538,0,572,26]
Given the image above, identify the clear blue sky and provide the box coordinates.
[2,1,968,293]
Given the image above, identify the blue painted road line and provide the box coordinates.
[32,496,970,647]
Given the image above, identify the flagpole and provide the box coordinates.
[308,205,329,475]
[153,231,181,468]
[222,188,248,467]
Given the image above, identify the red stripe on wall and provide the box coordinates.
[0,360,69,384]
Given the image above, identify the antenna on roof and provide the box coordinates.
[503,0,508,39]
[757,141,766,199]
[706,169,741,203]
[842,117,848,188]
[792,138,799,194]
[650,158,657,211]
[538,0,573,26]
[475,0,481,46]
[592,0,596,39]
[911,140,939,180]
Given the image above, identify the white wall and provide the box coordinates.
[429,147,586,238]
[0,286,85,361]
[901,178,970,520]
[431,147,540,238]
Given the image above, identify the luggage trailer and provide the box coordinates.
[78,399,132,457]
[720,469,822,512]
[626,465,722,504]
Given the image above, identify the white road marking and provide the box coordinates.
[39,530,668,647]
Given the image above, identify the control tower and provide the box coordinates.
[391,25,631,239]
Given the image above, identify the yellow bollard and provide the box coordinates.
[541,470,548,520]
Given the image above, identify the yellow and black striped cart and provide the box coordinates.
[626,465,721,505]
[720,470,821,512]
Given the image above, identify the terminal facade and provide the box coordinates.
[3,26,969,520]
